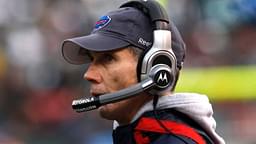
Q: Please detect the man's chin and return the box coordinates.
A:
[99,103,116,112]
[98,104,115,120]
[98,104,110,111]
[97,100,129,120]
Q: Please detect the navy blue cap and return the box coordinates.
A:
[62,7,186,69]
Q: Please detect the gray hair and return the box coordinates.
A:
[128,46,143,59]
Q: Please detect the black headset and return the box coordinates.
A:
[120,0,178,93]
[72,0,179,112]
[120,3,189,143]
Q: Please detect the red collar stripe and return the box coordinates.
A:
[135,117,206,144]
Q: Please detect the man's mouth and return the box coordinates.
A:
[91,92,106,97]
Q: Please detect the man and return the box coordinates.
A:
[61,1,225,144]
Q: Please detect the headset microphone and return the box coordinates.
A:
[72,78,155,113]
[72,65,172,113]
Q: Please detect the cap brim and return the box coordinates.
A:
[62,33,130,64]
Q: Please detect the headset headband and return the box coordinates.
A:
[120,0,170,30]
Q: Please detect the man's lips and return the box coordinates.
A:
[91,92,106,97]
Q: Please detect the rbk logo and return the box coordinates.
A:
[157,72,168,84]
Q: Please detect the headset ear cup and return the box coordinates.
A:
[152,64,173,90]
[136,48,150,82]
[139,51,177,92]
[152,55,176,91]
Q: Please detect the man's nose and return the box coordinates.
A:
[83,64,102,83]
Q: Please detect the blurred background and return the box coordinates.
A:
[0,0,255,143]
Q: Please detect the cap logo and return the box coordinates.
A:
[138,38,152,47]
[94,15,111,31]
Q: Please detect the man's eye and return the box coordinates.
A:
[88,53,94,61]
[104,54,114,61]
[96,54,115,64]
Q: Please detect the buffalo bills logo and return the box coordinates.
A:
[94,15,111,31]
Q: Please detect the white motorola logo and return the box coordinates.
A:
[157,72,168,83]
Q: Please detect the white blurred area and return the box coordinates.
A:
[0,0,255,144]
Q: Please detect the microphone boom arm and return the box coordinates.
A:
[100,78,155,104]
[72,78,155,113]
